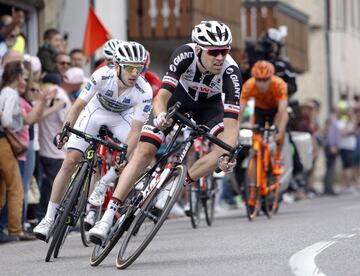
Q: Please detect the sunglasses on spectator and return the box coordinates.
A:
[58,61,71,66]
[255,77,271,83]
[199,46,231,57]
[120,64,144,74]
[30,88,40,93]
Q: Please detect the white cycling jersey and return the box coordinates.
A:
[79,65,152,122]
[67,65,153,153]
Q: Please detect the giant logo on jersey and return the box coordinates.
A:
[169,51,194,72]
[230,74,241,100]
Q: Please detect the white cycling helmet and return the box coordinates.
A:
[103,39,121,60]
[192,21,232,47]
[113,41,147,65]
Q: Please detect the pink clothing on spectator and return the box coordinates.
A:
[39,86,72,159]
[17,97,32,161]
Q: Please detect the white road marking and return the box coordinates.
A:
[290,231,358,276]
[289,241,336,276]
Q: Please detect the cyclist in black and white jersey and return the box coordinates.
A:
[89,20,243,241]
[34,41,153,241]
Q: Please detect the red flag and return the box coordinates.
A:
[82,6,111,58]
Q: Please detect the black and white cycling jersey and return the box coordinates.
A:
[161,43,242,120]
[140,43,243,148]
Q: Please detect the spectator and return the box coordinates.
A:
[37,73,72,219]
[61,67,86,102]
[37,28,63,74]
[0,8,25,65]
[337,107,357,193]
[323,107,340,196]
[0,60,33,242]
[70,48,85,69]
[54,52,71,77]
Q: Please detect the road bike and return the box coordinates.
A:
[187,136,217,228]
[43,123,127,262]
[242,123,281,221]
[89,102,242,269]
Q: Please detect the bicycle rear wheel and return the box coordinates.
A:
[203,174,217,226]
[45,163,88,262]
[243,150,260,221]
[188,181,201,228]
[262,160,280,218]
[116,165,186,269]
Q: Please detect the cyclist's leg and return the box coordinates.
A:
[187,103,226,181]
[89,111,170,239]
[273,109,288,161]
[88,112,133,207]
[34,106,103,237]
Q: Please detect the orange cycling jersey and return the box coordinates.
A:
[240,75,288,109]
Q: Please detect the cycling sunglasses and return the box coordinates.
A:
[120,64,144,74]
[255,77,271,83]
[199,46,231,57]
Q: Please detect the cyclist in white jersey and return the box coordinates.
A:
[33,41,153,241]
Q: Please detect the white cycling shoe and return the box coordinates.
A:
[89,221,111,245]
[33,217,54,241]
[88,180,108,207]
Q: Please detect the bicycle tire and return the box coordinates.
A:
[243,150,260,221]
[203,174,216,226]
[261,159,280,218]
[89,217,126,266]
[53,225,71,258]
[45,163,89,262]
[89,180,146,266]
[188,181,201,228]
[116,165,186,269]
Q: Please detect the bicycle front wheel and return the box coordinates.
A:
[243,150,260,221]
[203,174,217,226]
[188,181,201,228]
[45,163,88,262]
[116,165,186,269]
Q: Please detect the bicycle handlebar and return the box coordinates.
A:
[61,122,128,153]
[164,102,244,172]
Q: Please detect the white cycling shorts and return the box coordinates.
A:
[67,104,133,153]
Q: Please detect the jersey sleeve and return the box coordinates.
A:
[133,85,153,123]
[277,80,288,106]
[240,80,251,106]
[161,44,195,93]
[78,67,104,103]
[222,65,242,119]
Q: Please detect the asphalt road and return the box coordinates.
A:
[1,193,360,276]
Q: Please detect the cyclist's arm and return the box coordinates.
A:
[275,81,288,134]
[155,44,195,116]
[125,120,144,159]
[238,103,248,129]
[220,64,243,149]
[153,88,172,116]
[62,98,87,127]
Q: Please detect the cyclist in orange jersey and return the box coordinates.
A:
[239,60,288,174]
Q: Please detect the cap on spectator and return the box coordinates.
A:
[42,73,61,86]
[24,54,41,73]
[63,67,85,84]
